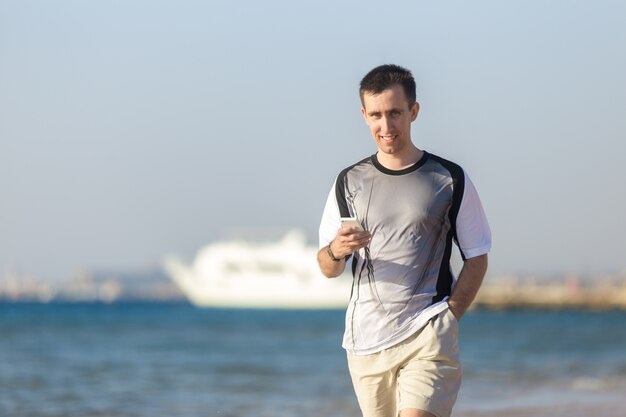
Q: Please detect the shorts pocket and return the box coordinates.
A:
[446,307,459,326]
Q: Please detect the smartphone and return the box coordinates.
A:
[341,217,364,231]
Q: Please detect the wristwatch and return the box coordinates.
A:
[326,242,342,262]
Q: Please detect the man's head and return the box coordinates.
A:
[359,65,420,161]
[359,64,416,108]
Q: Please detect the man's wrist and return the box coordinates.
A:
[326,241,343,262]
[447,300,464,320]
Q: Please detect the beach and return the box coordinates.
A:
[1,303,625,417]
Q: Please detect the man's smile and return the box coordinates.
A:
[380,135,397,142]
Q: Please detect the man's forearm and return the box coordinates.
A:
[317,245,347,278]
[448,254,488,319]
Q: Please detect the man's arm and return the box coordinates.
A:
[317,227,371,278]
[448,254,488,320]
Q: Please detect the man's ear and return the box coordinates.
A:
[411,102,420,121]
[361,107,369,124]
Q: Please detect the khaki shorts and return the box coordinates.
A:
[347,308,461,417]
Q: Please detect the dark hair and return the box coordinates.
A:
[359,64,416,107]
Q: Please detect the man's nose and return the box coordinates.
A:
[380,116,392,133]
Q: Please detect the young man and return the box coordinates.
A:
[317,64,491,417]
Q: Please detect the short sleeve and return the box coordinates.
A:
[455,171,492,259]
[319,179,341,249]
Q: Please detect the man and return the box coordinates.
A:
[317,64,491,417]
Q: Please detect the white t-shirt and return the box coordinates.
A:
[319,151,491,355]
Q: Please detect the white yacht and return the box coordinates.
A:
[163,230,351,309]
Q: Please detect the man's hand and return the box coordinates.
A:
[317,226,371,278]
[330,226,371,259]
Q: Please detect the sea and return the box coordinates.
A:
[1,302,625,417]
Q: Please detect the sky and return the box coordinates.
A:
[1,0,625,281]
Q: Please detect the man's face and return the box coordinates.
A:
[361,84,419,157]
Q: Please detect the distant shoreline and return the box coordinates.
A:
[474,280,626,311]
[2,298,625,312]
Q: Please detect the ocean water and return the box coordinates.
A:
[1,303,625,417]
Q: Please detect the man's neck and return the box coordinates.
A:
[376,145,423,171]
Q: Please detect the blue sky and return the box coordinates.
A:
[1,0,625,280]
